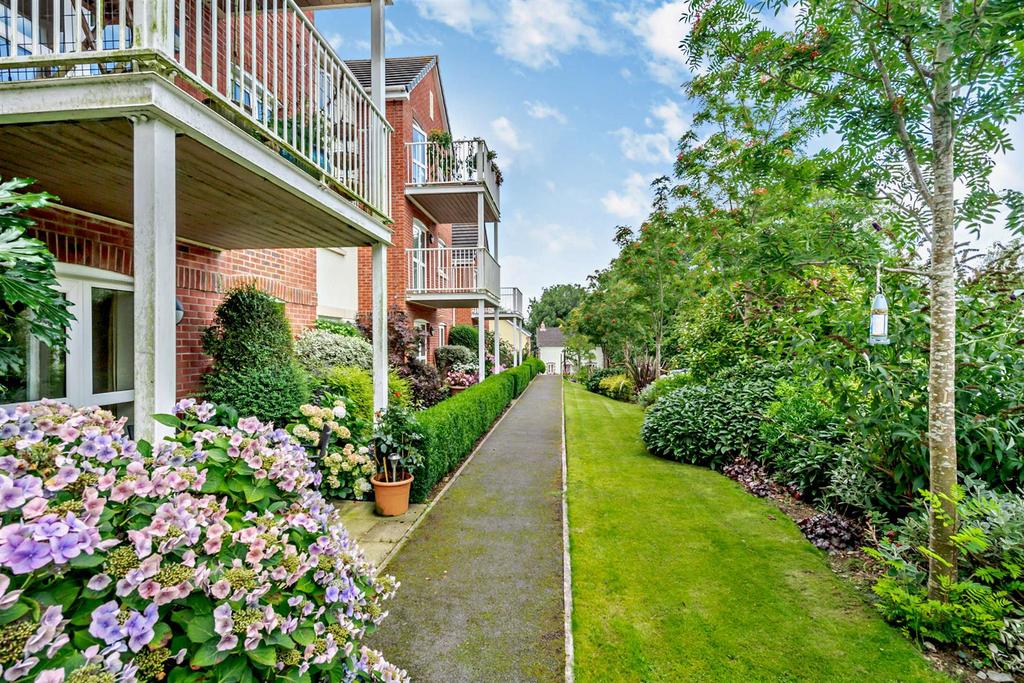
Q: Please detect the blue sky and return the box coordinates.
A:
[315,0,1024,305]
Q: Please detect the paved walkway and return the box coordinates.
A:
[336,501,428,566]
[369,375,566,682]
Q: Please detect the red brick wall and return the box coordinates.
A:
[356,65,463,365]
[28,206,317,399]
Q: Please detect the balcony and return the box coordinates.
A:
[406,246,500,308]
[500,286,523,318]
[405,138,500,224]
[0,0,392,238]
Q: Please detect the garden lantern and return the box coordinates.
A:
[869,263,890,346]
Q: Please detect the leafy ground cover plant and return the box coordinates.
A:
[867,484,1024,663]
[641,365,779,468]
[0,398,407,682]
[584,367,623,394]
[637,372,690,408]
[315,318,363,337]
[295,329,373,375]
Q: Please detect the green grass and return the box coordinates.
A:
[564,381,947,683]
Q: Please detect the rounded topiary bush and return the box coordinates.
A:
[202,285,309,425]
[447,324,479,350]
[640,366,779,468]
[295,328,374,375]
[0,399,407,682]
[204,360,309,426]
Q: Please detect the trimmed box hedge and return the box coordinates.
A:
[411,357,544,502]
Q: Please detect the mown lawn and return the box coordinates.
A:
[564,381,946,683]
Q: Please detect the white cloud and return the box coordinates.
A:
[525,100,567,124]
[413,0,494,33]
[614,1,690,87]
[326,33,343,51]
[602,172,654,223]
[528,224,595,255]
[386,19,440,48]
[613,99,689,164]
[413,0,604,69]
[490,117,530,167]
[620,67,634,81]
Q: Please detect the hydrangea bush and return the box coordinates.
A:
[287,400,376,501]
[0,399,407,682]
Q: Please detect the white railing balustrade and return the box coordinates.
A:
[407,246,500,299]
[405,137,500,205]
[0,0,392,220]
[500,286,523,317]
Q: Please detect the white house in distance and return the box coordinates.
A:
[536,324,604,375]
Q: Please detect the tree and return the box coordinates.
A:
[683,0,1024,596]
[526,283,586,333]
[563,332,597,370]
[0,178,73,399]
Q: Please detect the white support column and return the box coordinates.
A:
[476,193,485,249]
[370,0,386,112]
[136,0,173,55]
[372,243,388,413]
[477,299,486,382]
[493,310,501,370]
[514,325,521,366]
[133,116,177,444]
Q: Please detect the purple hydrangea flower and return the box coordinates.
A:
[123,603,159,652]
[88,600,124,644]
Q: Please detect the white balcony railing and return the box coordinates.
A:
[0,0,392,220]
[406,138,500,206]
[500,286,523,317]
[407,246,499,299]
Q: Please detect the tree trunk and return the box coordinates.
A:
[927,0,958,600]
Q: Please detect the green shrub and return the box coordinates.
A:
[637,372,691,407]
[759,379,846,502]
[597,373,635,401]
[295,328,373,375]
[585,367,623,393]
[448,324,479,350]
[640,365,780,468]
[410,362,543,502]
[399,358,445,407]
[435,344,475,374]
[866,485,1024,659]
[201,285,309,425]
[323,366,409,438]
[315,317,363,337]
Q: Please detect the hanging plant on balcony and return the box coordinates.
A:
[427,129,456,180]
[487,149,504,187]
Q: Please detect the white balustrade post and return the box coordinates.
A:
[372,243,388,413]
[133,116,177,443]
[370,0,385,112]
[137,0,174,55]
[477,299,486,382]
[493,308,500,371]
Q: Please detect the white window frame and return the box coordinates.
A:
[3,263,135,410]
[436,237,448,281]
[413,319,428,361]
[411,219,427,290]
[411,124,428,184]
[438,322,447,347]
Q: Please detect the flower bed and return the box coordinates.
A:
[0,399,407,682]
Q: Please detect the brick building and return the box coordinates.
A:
[0,0,394,439]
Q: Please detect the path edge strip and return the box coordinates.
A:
[377,377,545,571]
[561,379,576,683]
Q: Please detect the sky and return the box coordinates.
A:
[315,0,1024,306]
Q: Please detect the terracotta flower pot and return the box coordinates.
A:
[450,386,467,395]
[372,474,414,517]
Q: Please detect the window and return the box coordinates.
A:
[231,66,276,125]
[429,91,434,120]
[1,264,135,420]
[411,220,427,290]
[411,124,427,184]
[438,322,447,347]
[414,320,428,361]
[436,237,448,281]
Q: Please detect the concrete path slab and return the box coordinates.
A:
[336,501,428,566]
[369,376,566,682]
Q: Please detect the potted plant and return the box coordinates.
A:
[446,367,477,395]
[371,404,423,516]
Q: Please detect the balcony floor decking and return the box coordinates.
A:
[0,76,391,250]
[405,184,499,224]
